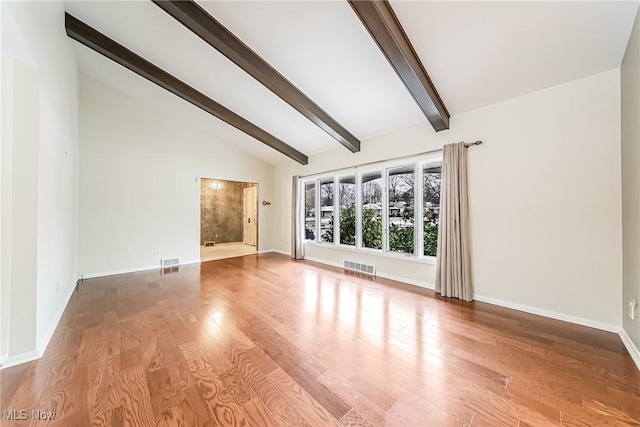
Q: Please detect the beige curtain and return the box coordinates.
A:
[435,142,473,301]
[291,176,304,259]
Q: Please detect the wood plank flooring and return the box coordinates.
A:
[1,253,639,426]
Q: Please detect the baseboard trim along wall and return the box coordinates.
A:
[2,350,40,369]
[37,279,77,356]
[272,249,291,256]
[619,328,640,371]
[473,294,620,333]
[82,259,202,280]
[2,279,77,370]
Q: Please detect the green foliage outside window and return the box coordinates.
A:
[361,208,382,249]
[423,211,438,256]
[389,208,414,253]
[323,206,383,249]
[322,205,438,255]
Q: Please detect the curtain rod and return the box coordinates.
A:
[464,140,483,147]
[298,140,483,179]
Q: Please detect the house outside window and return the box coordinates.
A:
[304,181,316,241]
[319,178,335,243]
[387,165,415,254]
[338,175,356,246]
[361,171,383,250]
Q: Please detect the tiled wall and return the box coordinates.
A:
[200,179,256,245]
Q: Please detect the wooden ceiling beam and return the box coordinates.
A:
[65,13,308,165]
[153,0,361,153]
[348,0,450,131]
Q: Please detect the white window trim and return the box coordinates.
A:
[301,152,442,263]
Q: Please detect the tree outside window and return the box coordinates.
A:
[423,164,441,256]
[361,171,382,249]
[304,181,316,241]
[338,176,356,245]
[319,178,334,243]
[387,166,414,254]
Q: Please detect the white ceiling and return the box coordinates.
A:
[65,1,639,165]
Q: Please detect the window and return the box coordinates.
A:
[387,166,415,254]
[361,171,383,249]
[423,164,441,256]
[304,181,316,241]
[338,176,356,245]
[301,154,441,261]
[319,178,335,243]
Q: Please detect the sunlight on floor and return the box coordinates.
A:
[200,243,256,262]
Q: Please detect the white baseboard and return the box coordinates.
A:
[258,248,276,254]
[2,350,40,369]
[304,256,341,268]
[473,294,620,333]
[2,279,77,370]
[0,353,7,367]
[82,264,160,280]
[273,249,291,256]
[619,328,640,371]
[82,259,202,280]
[376,272,435,290]
[36,279,76,356]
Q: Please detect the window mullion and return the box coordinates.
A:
[315,179,320,242]
[382,168,389,253]
[415,162,423,258]
[355,173,362,249]
[333,177,339,246]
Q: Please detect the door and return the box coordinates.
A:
[243,186,258,246]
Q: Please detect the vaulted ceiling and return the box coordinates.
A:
[65,1,639,165]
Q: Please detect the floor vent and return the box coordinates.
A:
[343,260,376,276]
[161,258,180,268]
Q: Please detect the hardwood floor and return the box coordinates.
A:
[1,253,639,426]
[200,243,257,263]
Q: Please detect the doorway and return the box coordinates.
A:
[243,186,258,246]
[200,178,258,262]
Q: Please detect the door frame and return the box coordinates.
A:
[242,185,258,247]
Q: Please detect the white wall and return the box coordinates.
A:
[78,75,275,277]
[1,1,79,364]
[275,69,622,329]
[621,9,640,351]
[1,58,39,360]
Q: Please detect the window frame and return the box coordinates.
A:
[301,152,442,264]
[304,180,318,242]
[318,177,336,244]
[336,173,357,248]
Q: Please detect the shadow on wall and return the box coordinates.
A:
[200,178,257,245]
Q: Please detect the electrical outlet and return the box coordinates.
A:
[155,249,160,255]
[630,299,638,320]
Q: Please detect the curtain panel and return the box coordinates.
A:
[435,142,473,301]
[291,175,304,259]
